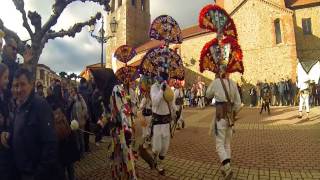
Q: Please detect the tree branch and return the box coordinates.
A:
[43,12,101,43]
[68,0,111,11]
[12,0,33,37]
[28,11,42,33]
[0,18,26,54]
[40,0,110,39]
[40,0,68,38]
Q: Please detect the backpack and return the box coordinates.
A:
[53,108,72,140]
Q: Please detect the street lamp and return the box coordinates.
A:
[89,16,118,67]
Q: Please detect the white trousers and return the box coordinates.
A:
[152,123,171,157]
[198,97,205,108]
[214,119,233,163]
[299,94,310,113]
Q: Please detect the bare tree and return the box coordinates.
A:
[0,0,110,77]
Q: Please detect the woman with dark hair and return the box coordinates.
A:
[47,83,80,180]
[0,63,14,180]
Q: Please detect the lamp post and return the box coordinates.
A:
[89,16,118,67]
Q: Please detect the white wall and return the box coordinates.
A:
[297,61,320,88]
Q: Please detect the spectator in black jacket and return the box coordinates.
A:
[9,68,61,180]
[0,63,15,180]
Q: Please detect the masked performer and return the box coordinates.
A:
[298,80,310,119]
[150,69,176,175]
[110,84,137,179]
[206,69,241,179]
[199,4,244,179]
[260,83,271,115]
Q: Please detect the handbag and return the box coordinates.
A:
[53,108,72,140]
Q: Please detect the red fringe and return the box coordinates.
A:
[198,4,238,39]
[199,36,244,74]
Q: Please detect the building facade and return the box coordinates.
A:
[36,64,60,91]
[104,0,320,85]
[106,0,150,68]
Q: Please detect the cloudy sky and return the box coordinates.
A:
[0,0,213,74]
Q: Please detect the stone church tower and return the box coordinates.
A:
[105,0,151,68]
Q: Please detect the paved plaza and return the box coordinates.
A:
[75,106,320,180]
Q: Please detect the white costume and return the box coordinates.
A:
[197,81,206,108]
[298,81,310,117]
[150,82,174,159]
[206,78,241,175]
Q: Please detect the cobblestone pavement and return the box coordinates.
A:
[75,106,320,180]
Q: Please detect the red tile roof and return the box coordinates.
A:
[136,26,210,53]
[285,0,320,8]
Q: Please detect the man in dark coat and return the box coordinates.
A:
[9,68,61,180]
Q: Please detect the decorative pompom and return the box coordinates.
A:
[164,87,174,102]
[70,120,79,131]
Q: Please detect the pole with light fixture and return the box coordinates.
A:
[89,16,118,67]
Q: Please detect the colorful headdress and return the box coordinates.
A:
[114,45,139,85]
[140,46,184,80]
[150,15,183,44]
[140,15,185,81]
[114,45,137,64]
[199,5,238,38]
[199,4,244,74]
[115,66,139,85]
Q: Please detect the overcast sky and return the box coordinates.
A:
[0,0,213,74]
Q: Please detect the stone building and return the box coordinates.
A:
[106,0,150,68]
[104,0,320,86]
[36,64,60,91]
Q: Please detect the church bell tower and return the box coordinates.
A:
[105,0,151,68]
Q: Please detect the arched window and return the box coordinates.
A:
[141,0,145,11]
[274,18,282,44]
[40,69,45,81]
[118,0,122,7]
[111,0,115,12]
[302,18,312,35]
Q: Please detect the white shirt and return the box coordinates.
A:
[173,88,183,110]
[206,78,241,112]
[150,82,175,115]
[140,97,152,110]
[197,81,205,96]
